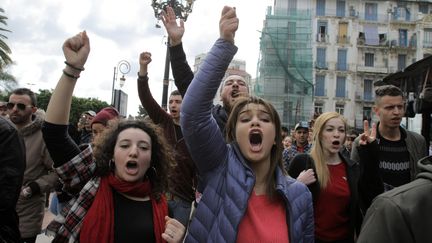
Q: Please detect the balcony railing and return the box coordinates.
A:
[316,33,330,43]
[337,35,350,44]
[357,65,388,74]
[355,91,374,101]
[423,41,432,48]
[314,61,328,69]
[357,38,389,47]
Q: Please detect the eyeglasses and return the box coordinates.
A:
[6,102,33,111]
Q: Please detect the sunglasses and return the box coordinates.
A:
[7,102,33,111]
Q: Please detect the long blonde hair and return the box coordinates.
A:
[310,112,347,189]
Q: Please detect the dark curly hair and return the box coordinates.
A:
[92,118,175,201]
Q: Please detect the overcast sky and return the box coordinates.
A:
[3,0,272,116]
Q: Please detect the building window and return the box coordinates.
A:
[317,0,326,16]
[335,104,345,115]
[424,28,432,48]
[314,103,324,115]
[315,75,325,96]
[336,0,345,17]
[336,76,346,98]
[338,22,348,44]
[337,49,347,71]
[399,29,407,47]
[364,79,373,101]
[398,54,406,71]
[288,0,297,12]
[365,3,378,21]
[316,48,326,68]
[363,107,372,123]
[365,53,374,67]
[419,3,429,14]
[317,21,328,42]
[395,3,410,21]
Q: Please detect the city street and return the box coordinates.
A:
[35,195,55,243]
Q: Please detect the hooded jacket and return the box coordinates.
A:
[181,38,314,243]
[15,110,58,238]
[357,155,432,242]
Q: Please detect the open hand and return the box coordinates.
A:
[359,120,376,145]
[219,6,239,44]
[162,216,186,243]
[161,6,185,46]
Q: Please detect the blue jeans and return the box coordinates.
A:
[49,193,64,215]
[168,198,192,227]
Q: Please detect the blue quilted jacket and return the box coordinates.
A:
[181,38,314,243]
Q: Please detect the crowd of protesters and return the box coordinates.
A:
[1,5,432,243]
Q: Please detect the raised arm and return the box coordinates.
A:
[43,32,91,167]
[45,31,90,125]
[137,52,171,124]
[181,6,238,174]
[357,120,384,211]
[161,6,193,97]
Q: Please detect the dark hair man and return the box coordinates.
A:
[351,85,427,202]
[8,88,58,243]
[282,121,312,169]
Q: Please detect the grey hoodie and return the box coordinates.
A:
[357,155,432,243]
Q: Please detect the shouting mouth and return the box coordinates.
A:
[125,161,139,175]
[249,131,263,152]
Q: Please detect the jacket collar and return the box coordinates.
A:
[231,141,293,189]
[18,110,44,137]
[375,122,407,143]
[339,151,357,167]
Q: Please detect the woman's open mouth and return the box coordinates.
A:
[125,161,139,175]
[249,132,263,152]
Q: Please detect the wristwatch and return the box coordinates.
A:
[22,187,32,198]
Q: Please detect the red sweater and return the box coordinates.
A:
[237,192,289,243]
[315,162,351,241]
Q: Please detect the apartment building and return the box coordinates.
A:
[257,0,432,129]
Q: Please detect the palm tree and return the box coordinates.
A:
[0,7,16,91]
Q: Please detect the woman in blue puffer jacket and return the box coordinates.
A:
[180,6,314,243]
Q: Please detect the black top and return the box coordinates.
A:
[0,116,26,242]
[113,190,155,243]
[377,135,411,190]
[42,122,80,167]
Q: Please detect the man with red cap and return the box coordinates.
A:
[91,107,119,141]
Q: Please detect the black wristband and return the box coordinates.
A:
[64,61,85,71]
[63,69,80,80]
[27,181,41,196]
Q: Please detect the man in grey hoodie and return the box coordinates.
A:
[357,155,432,243]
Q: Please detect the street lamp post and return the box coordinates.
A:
[151,0,195,109]
[111,60,131,109]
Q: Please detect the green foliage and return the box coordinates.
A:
[0,8,16,90]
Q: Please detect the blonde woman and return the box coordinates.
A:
[288,112,378,243]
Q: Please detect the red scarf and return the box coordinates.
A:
[80,174,167,243]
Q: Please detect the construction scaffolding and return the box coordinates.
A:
[255,7,314,129]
